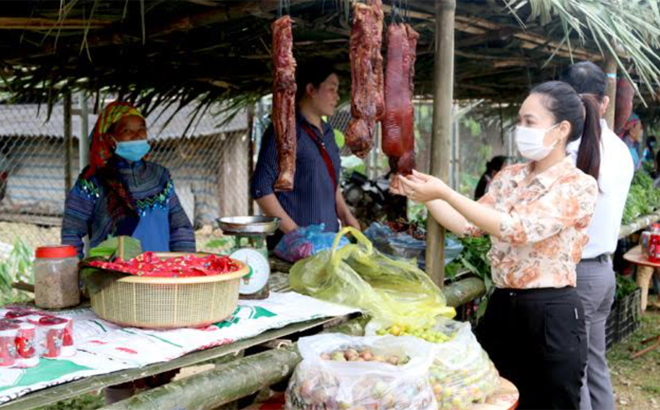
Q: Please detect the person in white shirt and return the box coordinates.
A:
[562,62,635,410]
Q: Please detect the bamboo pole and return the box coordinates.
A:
[604,52,618,129]
[443,277,486,308]
[64,92,73,194]
[101,346,303,410]
[426,0,455,288]
[618,210,660,239]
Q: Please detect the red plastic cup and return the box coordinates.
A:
[15,321,38,367]
[0,321,19,367]
[61,317,75,357]
[39,316,67,358]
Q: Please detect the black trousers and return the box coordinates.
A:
[478,287,587,410]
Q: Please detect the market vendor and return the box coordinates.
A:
[62,101,196,258]
[392,81,600,409]
[619,113,643,170]
[251,60,360,248]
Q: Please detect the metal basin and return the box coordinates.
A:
[216,216,281,235]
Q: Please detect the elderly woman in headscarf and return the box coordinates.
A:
[619,113,643,170]
[62,101,196,258]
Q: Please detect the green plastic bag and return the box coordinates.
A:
[290,227,455,328]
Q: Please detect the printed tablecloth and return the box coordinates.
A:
[0,292,357,404]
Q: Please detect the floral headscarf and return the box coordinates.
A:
[618,113,640,138]
[85,101,145,178]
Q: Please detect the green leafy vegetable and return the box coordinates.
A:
[622,171,660,224]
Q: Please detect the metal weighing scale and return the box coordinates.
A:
[216,216,280,300]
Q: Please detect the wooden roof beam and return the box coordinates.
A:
[408,3,603,61]
[455,28,515,48]
[0,17,112,30]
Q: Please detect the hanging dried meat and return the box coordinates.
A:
[382,23,418,175]
[272,16,298,192]
[346,0,384,159]
[614,77,634,136]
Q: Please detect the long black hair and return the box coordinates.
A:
[485,155,508,175]
[531,81,602,180]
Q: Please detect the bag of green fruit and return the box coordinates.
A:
[290,227,455,329]
[366,318,501,410]
[286,334,437,410]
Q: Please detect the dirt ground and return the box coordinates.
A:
[608,299,660,410]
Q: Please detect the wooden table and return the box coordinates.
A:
[623,246,660,358]
[623,245,660,311]
[242,378,519,410]
[0,272,352,410]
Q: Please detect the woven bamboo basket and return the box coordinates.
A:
[90,252,250,329]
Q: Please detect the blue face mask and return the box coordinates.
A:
[115,140,151,162]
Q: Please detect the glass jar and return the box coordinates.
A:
[34,245,80,309]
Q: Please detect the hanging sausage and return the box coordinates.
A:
[382,23,418,175]
[345,0,384,159]
[272,16,298,191]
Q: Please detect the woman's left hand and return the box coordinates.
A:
[399,170,452,203]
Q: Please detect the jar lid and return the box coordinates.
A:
[4,310,32,319]
[39,316,67,326]
[0,320,20,331]
[35,245,77,259]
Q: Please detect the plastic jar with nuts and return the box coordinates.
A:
[34,245,80,309]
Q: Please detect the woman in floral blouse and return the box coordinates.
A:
[392,81,601,409]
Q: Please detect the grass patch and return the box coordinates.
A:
[35,392,104,410]
[608,307,660,409]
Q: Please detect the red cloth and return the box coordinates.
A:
[88,252,241,277]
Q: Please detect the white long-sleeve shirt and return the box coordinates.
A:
[567,120,634,259]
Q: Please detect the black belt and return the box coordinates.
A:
[581,254,612,263]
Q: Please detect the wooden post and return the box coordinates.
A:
[79,92,90,171]
[604,52,617,129]
[247,104,255,215]
[426,0,455,288]
[64,91,73,193]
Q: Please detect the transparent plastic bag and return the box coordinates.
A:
[366,318,500,410]
[286,334,437,410]
[290,227,455,328]
[364,222,464,267]
[274,224,350,263]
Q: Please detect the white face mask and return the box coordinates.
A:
[515,124,560,161]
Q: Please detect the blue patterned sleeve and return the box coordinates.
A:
[251,124,278,199]
[61,173,99,259]
[167,178,196,252]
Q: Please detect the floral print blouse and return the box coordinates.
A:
[465,157,598,289]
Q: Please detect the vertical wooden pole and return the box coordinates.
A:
[247,104,255,215]
[604,52,617,129]
[426,0,455,288]
[64,91,73,193]
[79,92,90,171]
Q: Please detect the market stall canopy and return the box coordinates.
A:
[0,0,659,114]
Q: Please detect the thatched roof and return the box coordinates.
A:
[0,0,659,117]
[0,103,248,139]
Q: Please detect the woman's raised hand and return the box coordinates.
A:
[393,170,451,203]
